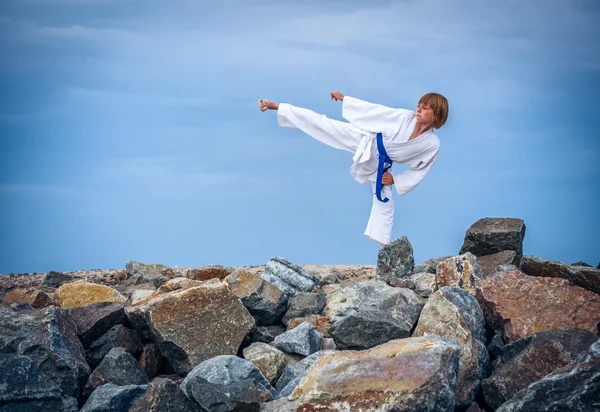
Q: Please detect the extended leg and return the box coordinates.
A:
[259,99,366,153]
[364,182,394,245]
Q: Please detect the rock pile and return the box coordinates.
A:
[1,217,599,411]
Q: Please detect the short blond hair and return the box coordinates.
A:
[419,93,449,129]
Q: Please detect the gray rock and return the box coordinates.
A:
[376,236,415,283]
[250,325,287,344]
[260,257,321,297]
[85,324,143,370]
[0,354,78,412]
[459,217,526,257]
[477,250,520,276]
[413,256,452,274]
[413,287,489,408]
[282,289,326,325]
[483,328,599,410]
[492,264,518,274]
[180,355,275,401]
[261,397,301,412]
[408,272,438,297]
[80,383,148,412]
[520,254,600,295]
[495,339,600,412]
[66,301,127,348]
[275,350,333,397]
[129,378,202,412]
[0,306,90,398]
[487,329,505,360]
[126,261,168,278]
[184,377,262,411]
[272,322,323,356]
[571,261,592,267]
[43,270,73,287]
[83,347,149,397]
[326,280,425,350]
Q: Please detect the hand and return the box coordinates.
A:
[382,172,394,185]
[330,91,344,102]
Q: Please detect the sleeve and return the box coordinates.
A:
[393,149,439,196]
[342,96,413,136]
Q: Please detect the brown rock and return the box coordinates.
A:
[2,289,52,308]
[459,217,526,257]
[187,265,233,281]
[477,251,519,276]
[520,255,600,295]
[243,342,287,384]
[437,253,483,295]
[125,282,255,374]
[55,282,126,309]
[292,335,460,412]
[286,315,331,338]
[139,343,165,379]
[475,270,600,343]
[156,277,207,294]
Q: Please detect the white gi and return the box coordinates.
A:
[276,96,440,245]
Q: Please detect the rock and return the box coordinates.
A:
[571,261,592,267]
[375,235,415,283]
[413,287,489,408]
[495,339,600,412]
[251,325,287,344]
[324,280,425,350]
[80,383,147,412]
[225,271,288,325]
[520,255,600,295]
[465,402,485,412]
[243,342,287,384]
[275,350,333,398]
[183,377,262,411]
[482,328,598,409]
[0,306,90,397]
[291,335,460,411]
[261,397,301,412]
[272,322,323,356]
[156,277,206,294]
[126,261,169,278]
[125,282,255,374]
[0,353,78,412]
[436,253,484,295]
[282,289,326,325]
[487,329,506,360]
[260,257,321,297]
[286,315,331,338]
[85,324,143,370]
[388,278,415,289]
[320,272,339,285]
[129,377,202,412]
[1,289,52,308]
[491,264,518,274]
[66,301,127,347]
[187,264,233,281]
[43,270,74,287]
[320,337,337,350]
[413,256,452,274]
[475,270,600,343]
[180,355,275,403]
[477,250,520,276]
[459,217,526,257]
[129,289,155,305]
[408,271,438,297]
[83,347,149,397]
[139,343,165,380]
[55,282,126,309]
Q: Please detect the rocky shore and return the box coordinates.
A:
[1,217,599,411]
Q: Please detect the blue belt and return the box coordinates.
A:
[375,132,393,203]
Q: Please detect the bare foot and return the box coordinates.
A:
[258,99,279,112]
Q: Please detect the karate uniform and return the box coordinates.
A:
[276,96,440,245]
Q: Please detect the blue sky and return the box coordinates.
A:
[1,0,599,274]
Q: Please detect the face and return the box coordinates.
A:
[416,102,434,125]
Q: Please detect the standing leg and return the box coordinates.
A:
[364,182,394,245]
[259,99,366,153]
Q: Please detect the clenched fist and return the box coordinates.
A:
[330,91,345,102]
[382,172,394,185]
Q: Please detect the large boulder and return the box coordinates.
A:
[260,257,320,297]
[520,255,600,295]
[55,282,126,309]
[243,342,287,384]
[482,328,598,409]
[459,217,526,257]
[83,347,149,397]
[291,335,460,411]
[495,339,600,412]
[475,270,600,343]
[0,306,90,397]
[225,271,288,325]
[272,322,323,356]
[80,383,147,412]
[375,236,414,283]
[129,378,202,412]
[66,301,127,347]
[324,280,425,350]
[0,354,78,412]
[413,287,489,408]
[125,282,255,374]
[436,253,484,295]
